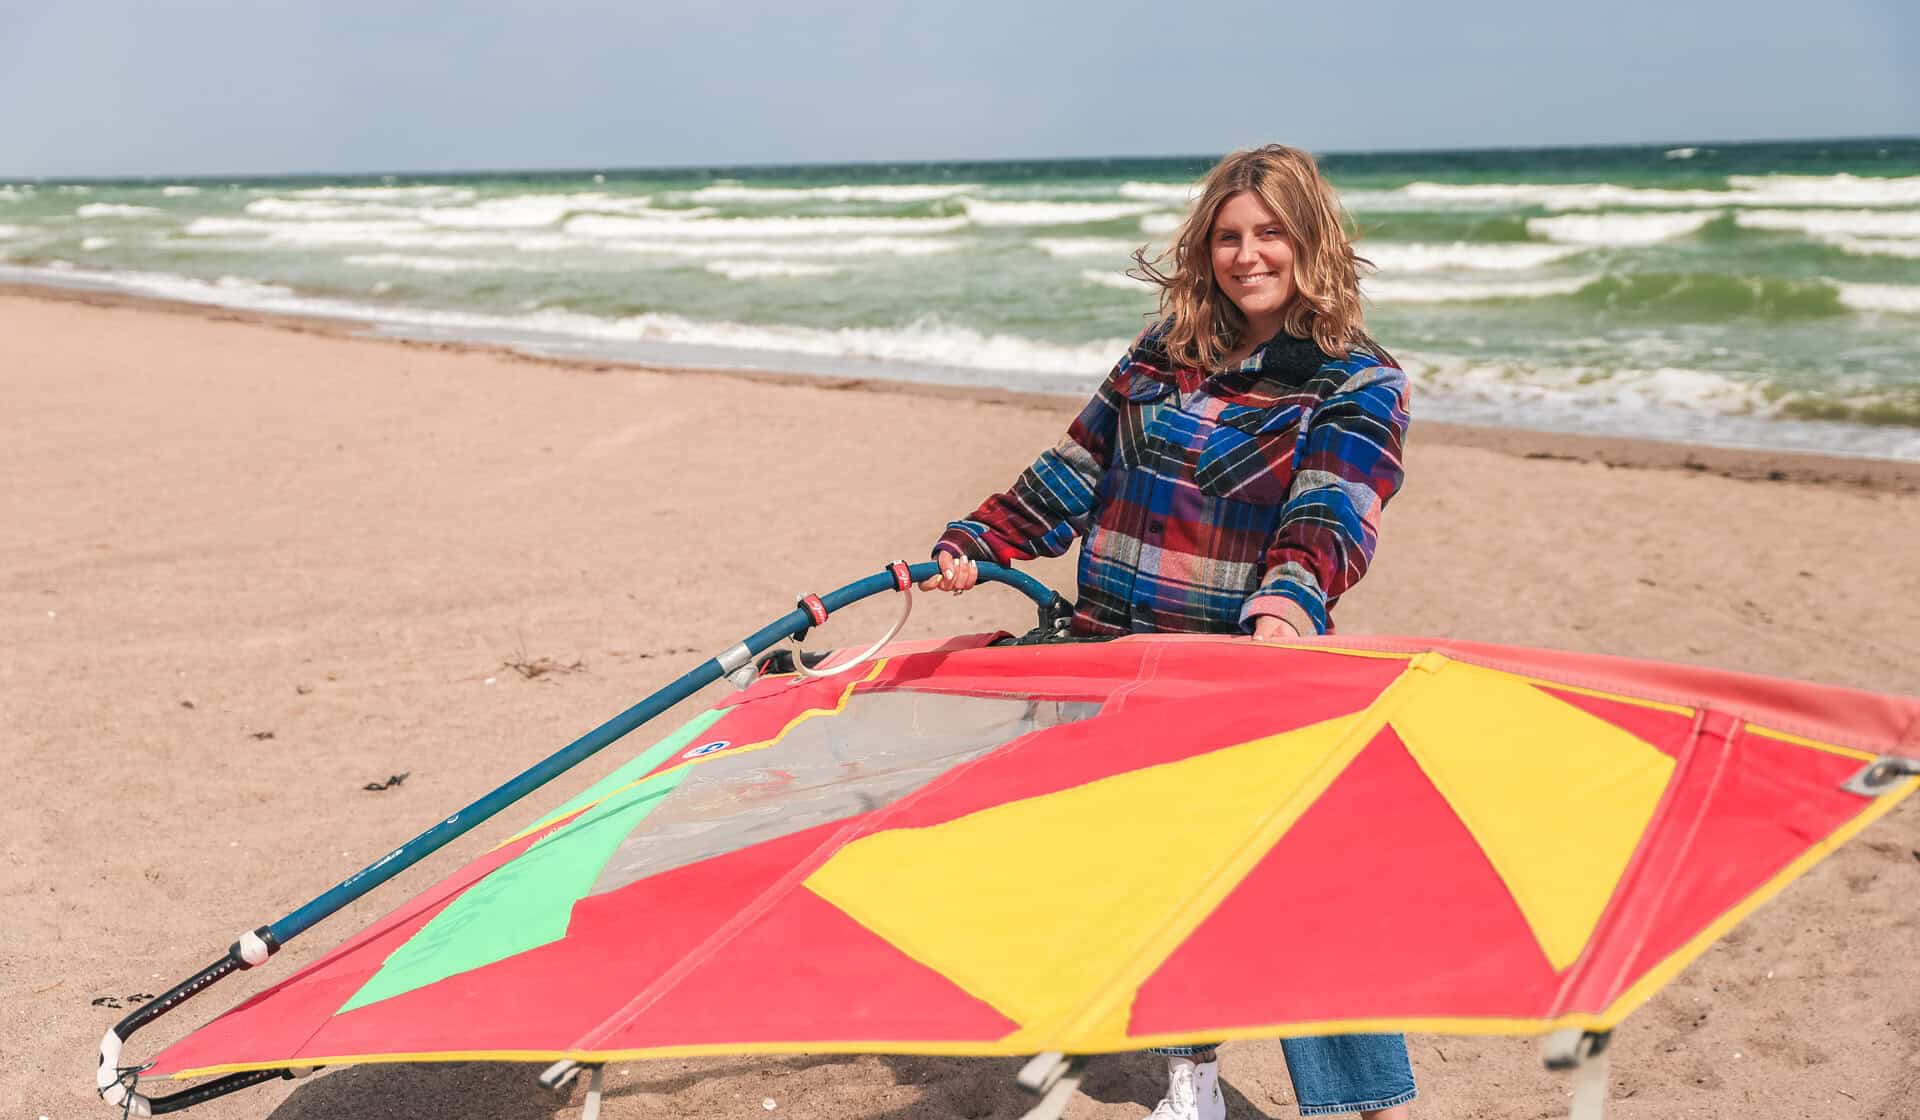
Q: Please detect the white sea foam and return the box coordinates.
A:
[1079,269,1152,291]
[1665,147,1701,160]
[1405,350,1775,416]
[704,261,842,279]
[1364,276,1590,303]
[185,216,431,242]
[564,213,967,240]
[1117,181,1198,203]
[161,185,202,197]
[684,182,978,204]
[81,237,114,251]
[246,198,419,220]
[0,224,22,238]
[960,199,1160,227]
[1725,174,1920,207]
[1360,241,1586,272]
[1836,282,1920,315]
[1031,237,1143,259]
[287,185,477,202]
[1140,214,1181,235]
[1526,210,1722,245]
[1735,209,1920,238]
[344,253,530,273]
[601,236,961,259]
[1824,236,1920,260]
[419,195,700,229]
[76,203,162,218]
[0,186,26,201]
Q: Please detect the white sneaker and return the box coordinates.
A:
[1147,1054,1224,1120]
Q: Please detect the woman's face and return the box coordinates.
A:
[1209,191,1297,333]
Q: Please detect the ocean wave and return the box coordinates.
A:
[1032,237,1143,259]
[1117,181,1198,203]
[1724,173,1920,207]
[75,203,163,219]
[1836,282,1920,315]
[1079,269,1153,291]
[1526,210,1721,245]
[601,236,962,259]
[419,195,700,229]
[161,185,201,197]
[1365,277,1590,303]
[0,186,27,202]
[286,185,478,203]
[1823,236,1920,260]
[185,216,432,242]
[1396,174,1920,211]
[704,261,843,280]
[1735,209,1920,239]
[1360,241,1586,272]
[1572,273,1846,319]
[960,199,1161,227]
[343,253,532,273]
[246,198,420,221]
[81,237,114,251]
[1407,351,1776,415]
[0,224,22,238]
[4,259,1130,376]
[564,213,968,240]
[683,182,979,204]
[1140,214,1181,236]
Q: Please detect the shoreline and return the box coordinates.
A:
[10,279,1919,494]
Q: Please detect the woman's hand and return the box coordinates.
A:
[1251,614,1301,641]
[919,552,979,594]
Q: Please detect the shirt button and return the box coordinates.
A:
[1148,520,1165,535]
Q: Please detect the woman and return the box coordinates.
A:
[922,145,1416,1120]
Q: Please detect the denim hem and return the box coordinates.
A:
[1296,1087,1416,1117]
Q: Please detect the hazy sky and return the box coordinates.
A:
[2,0,1915,178]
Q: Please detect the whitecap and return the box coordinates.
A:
[161,185,202,197]
[1079,269,1152,291]
[1032,237,1144,259]
[565,213,967,240]
[1360,241,1586,272]
[1736,209,1920,239]
[1364,276,1590,303]
[1836,282,1920,315]
[1116,182,1198,203]
[704,261,842,280]
[684,183,978,204]
[1823,236,1920,260]
[960,199,1160,227]
[75,203,163,218]
[1526,211,1722,245]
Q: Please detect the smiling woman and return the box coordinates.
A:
[919,144,1416,1120]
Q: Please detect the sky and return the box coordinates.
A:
[1,0,1915,179]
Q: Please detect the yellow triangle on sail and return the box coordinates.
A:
[804,712,1374,1046]
[1391,659,1676,971]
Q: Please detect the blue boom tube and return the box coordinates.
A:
[97,560,1067,1116]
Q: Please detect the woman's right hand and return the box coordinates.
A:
[919,551,979,594]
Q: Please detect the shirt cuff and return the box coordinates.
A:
[1239,590,1324,637]
[934,526,998,564]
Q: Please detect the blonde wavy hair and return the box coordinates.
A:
[1133,144,1376,368]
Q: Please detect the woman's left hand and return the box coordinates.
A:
[1251,614,1301,641]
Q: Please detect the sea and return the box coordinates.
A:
[5,137,1919,459]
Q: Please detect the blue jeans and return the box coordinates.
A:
[1151,1034,1416,1116]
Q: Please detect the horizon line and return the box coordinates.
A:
[6,132,1916,185]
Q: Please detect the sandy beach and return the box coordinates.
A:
[6,285,1918,1120]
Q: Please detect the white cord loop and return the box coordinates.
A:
[791,586,913,678]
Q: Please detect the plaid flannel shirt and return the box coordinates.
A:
[935,322,1409,638]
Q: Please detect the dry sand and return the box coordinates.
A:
[4,286,1918,1120]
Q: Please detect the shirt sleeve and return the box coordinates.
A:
[934,341,1137,566]
[1238,360,1410,635]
